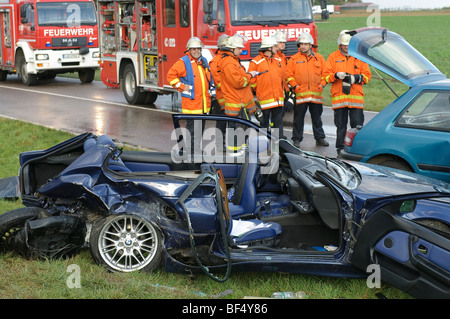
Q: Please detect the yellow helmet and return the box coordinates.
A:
[226,34,246,49]
[260,36,278,49]
[296,32,314,45]
[217,34,230,48]
[186,37,203,49]
[337,30,351,46]
[273,31,287,43]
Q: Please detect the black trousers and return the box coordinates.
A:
[334,107,364,151]
[292,102,326,143]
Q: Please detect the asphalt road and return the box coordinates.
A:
[0,75,376,157]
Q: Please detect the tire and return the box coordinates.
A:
[78,68,95,83]
[0,70,7,81]
[122,63,146,104]
[145,92,158,105]
[89,214,163,272]
[0,207,47,253]
[17,54,37,86]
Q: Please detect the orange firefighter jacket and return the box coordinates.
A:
[167,52,213,114]
[219,51,256,116]
[285,50,327,105]
[248,52,285,110]
[324,49,371,110]
[209,51,225,110]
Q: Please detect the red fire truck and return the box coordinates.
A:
[97,0,318,105]
[0,0,100,86]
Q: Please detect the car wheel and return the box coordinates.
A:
[122,63,146,104]
[79,69,95,83]
[89,214,163,272]
[18,54,37,86]
[0,207,46,253]
[367,155,413,172]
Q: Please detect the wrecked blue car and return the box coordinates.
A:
[1,114,449,298]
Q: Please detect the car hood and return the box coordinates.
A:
[348,28,446,87]
[350,161,450,199]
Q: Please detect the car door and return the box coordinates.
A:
[350,194,450,298]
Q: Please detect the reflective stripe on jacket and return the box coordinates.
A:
[248,52,285,110]
[285,50,326,105]
[167,52,213,114]
[219,51,256,116]
[324,49,371,110]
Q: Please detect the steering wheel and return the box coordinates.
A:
[406,112,450,126]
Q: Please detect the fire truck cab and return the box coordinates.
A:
[0,0,100,86]
[98,0,317,105]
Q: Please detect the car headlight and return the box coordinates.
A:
[92,51,100,58]
[36,54,49,60]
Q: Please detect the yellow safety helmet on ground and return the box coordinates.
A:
[337,30,351,46]
[186,37,204,49]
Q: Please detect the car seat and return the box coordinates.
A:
[228,136,290,219]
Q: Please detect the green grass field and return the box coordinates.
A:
[2,12,447,299]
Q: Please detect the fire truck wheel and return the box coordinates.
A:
[122,63,146,105]
[0,70,7,81]
[79,69,95,83]
[18,55,37,86]
[145,92,158,105]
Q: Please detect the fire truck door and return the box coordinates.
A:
[158,0,192,87]
[0,8,14,68]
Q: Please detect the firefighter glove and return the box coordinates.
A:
[335,72,347,80]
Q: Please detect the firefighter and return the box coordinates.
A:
[209,34,229,149]
[167,37,215,159]
[248,36,285,139]
[209,34,230,113]
[286,32,329,148]
[324,30,371,154]
[219,34,258,152]
[167,37,214,114]
[273,31,288,66]
[219,34,257,117]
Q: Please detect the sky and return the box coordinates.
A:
[368,0,450,9]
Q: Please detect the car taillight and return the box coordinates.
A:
[344,128,359,146]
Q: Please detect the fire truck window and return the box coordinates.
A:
[179,0,189,27]
[164,0,175,27]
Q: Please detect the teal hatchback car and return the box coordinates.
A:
[340,28,450,183]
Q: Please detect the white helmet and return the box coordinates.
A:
[186,37,203,49]
[226,34,246,49]
[273,31,287,43]
[217,34,230,48]
[260,36,278,49]
[337,30,351,46]
[296,32,314,45]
